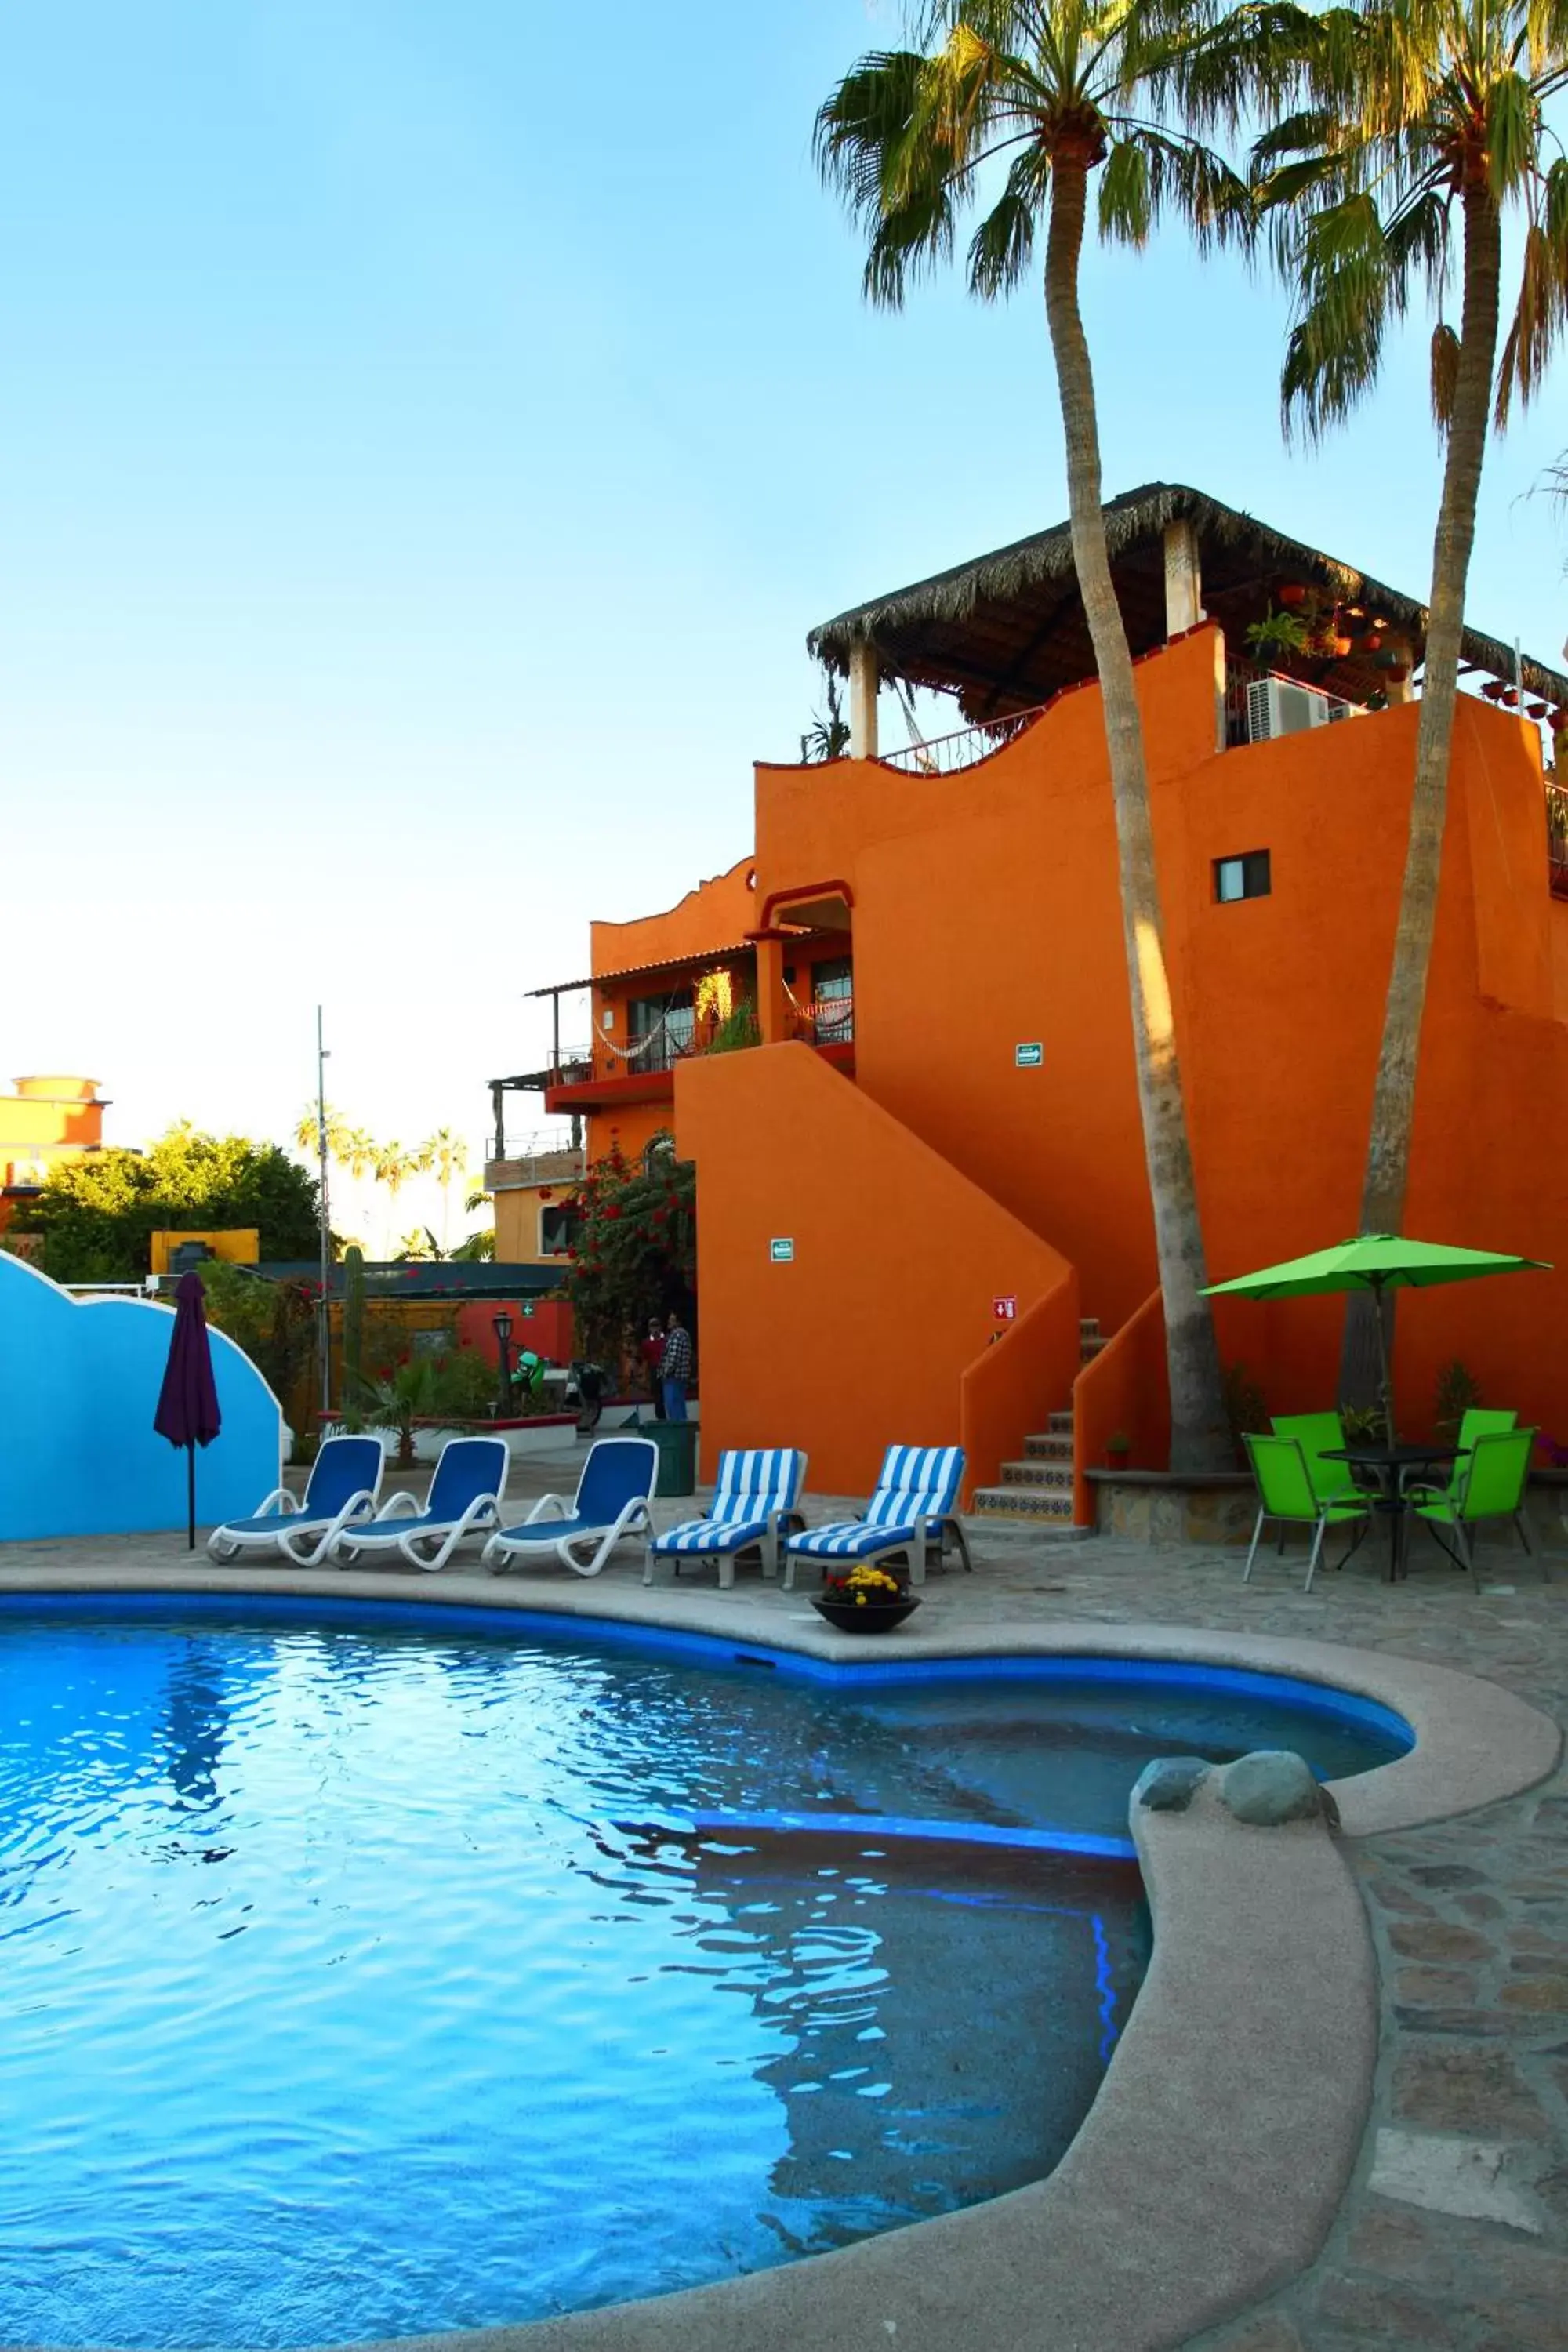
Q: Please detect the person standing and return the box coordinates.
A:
[640,1317,666,1420]
[661,1311,692,1424]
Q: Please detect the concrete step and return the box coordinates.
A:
[1000,1459,1073,1490]
[1024,1432,1074,1462]
[1047,1410,1074,1436]
[1080,1334,1108,1364]
[971,1484,1079,1523]
[1079,1316,1101,1340]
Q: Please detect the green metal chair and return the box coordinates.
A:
[1270,1412,1359,1505]
[1407,1408,1518,1513]
[1242,1434,1370,1593]
[1413,1427,1544,1587]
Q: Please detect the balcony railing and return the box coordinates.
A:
[787,993,855,1047]
[539,997,856,1087]
[877,707,1045,776]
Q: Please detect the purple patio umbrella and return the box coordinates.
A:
[154,1271,223,1549]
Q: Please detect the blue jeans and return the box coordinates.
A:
[662,1377,688,1423]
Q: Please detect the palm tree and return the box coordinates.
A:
[419,1127,470,1251]
[294,1102,350,1164]
[340,1126,378,1183]
[1259,0,1568,1399]
[815,0,1281,1468]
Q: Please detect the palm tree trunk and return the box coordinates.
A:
[1044,153,1229,1472]
[1339,182,1503,1408]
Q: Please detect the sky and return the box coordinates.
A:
[2,0,1565,1208]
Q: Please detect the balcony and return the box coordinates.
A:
[541,996,855,1114]
[481,1131,586,1196]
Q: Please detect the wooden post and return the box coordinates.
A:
[1163,519,1203,638]
[848,643,880,760]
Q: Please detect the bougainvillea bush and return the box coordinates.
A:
[563,1140,695,1370]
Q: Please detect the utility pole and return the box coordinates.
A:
[316,1006,332,1419]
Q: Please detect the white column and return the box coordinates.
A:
[848,642,880,760]
[1163,519,1203,639]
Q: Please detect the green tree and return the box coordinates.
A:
[22,1123,322,1280]
[566,1144,695,1367]
[1259,0,1568,1402]
[815,0,1277,1468]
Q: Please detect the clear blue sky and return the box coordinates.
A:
[2,0,1563,1183]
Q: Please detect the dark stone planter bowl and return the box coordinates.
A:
[811,1595,922,1635]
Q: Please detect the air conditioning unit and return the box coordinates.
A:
[1247,675,1354,742]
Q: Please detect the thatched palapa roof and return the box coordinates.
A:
[807,482,1567,722]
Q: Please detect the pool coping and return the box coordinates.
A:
[1,1565,1559,2352]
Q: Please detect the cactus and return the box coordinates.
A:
[342,1245,366,1428]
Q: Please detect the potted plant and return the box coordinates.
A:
[812,1562,921,1635]
[1276,583,1309,608]
[1245,607,1312,662]
[1105,1429,1131,1469]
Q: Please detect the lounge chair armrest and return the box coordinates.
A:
[524,1493,574,1523]
[252,1488,298,1519]
[372,1490,422,1521]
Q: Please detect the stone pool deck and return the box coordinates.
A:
[2,1461,1564,2352]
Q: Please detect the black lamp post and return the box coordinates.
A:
[492,1312,514,1417]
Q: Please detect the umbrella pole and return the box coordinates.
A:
[1371,1279,1396,1446]
[187,1443,196,1552]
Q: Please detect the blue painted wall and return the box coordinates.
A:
[0,1258,281,1540]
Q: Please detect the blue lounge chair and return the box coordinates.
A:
[208,1435,384,1565]
[643,1447,808,1588]
[331,1436,509,1572]
[783,1444,969,1589]
[482,1436,658,1577]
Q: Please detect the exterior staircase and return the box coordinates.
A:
[969,1316,1105,1531]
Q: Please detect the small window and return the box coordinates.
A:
[1214,850,1271,903]
[539,1203,583,1257]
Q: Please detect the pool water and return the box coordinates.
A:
[0,1599,1407,2349]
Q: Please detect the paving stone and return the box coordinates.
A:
[1392,2007,1508,2037]
[1345,2200,1453,2284]
[1388,1919,1494,1963]
[1455,1891,1507,1922]
[1313,2274,1461,2343]
[1500,1976,1568,2013]
[1409,1864,1490,1890]
[1368,2129,1542,2233]
[1394,1966,1481,2007]
[1392,2044,1550,2137]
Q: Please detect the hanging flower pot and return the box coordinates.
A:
[1481,680,1508,702]
[1330,636,1353,659]
[1527,701,1550,720]
[1363,633,1383,653]
[1277,583,1309,608]
[1552,710,1568,734]
[1385,663,1411,685]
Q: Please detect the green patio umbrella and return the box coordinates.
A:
[1202,1235,1551,1444]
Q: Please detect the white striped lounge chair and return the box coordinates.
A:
[783,1444,971,1590]
[643,1448,808,1589]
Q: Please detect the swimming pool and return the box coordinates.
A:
[0,1597,1408,2349]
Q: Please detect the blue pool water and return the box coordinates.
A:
[0,1599,1409,2349]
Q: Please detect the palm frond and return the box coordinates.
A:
[1429,319,1461,430]
[1495,204,1568,422]
[970,143,1053,293]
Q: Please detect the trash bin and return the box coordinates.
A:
[645,1419,698,1498]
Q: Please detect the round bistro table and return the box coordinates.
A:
[1321,1443,1461,1581]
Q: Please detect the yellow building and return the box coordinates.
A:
[0,1076,110,1234]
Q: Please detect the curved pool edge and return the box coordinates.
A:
[0,1566,1558,2352]
[350,1779,1381,2352]
[2,1559,1557,1836]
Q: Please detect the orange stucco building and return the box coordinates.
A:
[0,1075,110,1236]
[495,485,1568,1523]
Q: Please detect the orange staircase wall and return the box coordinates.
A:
[675,1041,1078,1497]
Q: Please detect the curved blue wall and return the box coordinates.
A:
[0,1258,282,1540]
